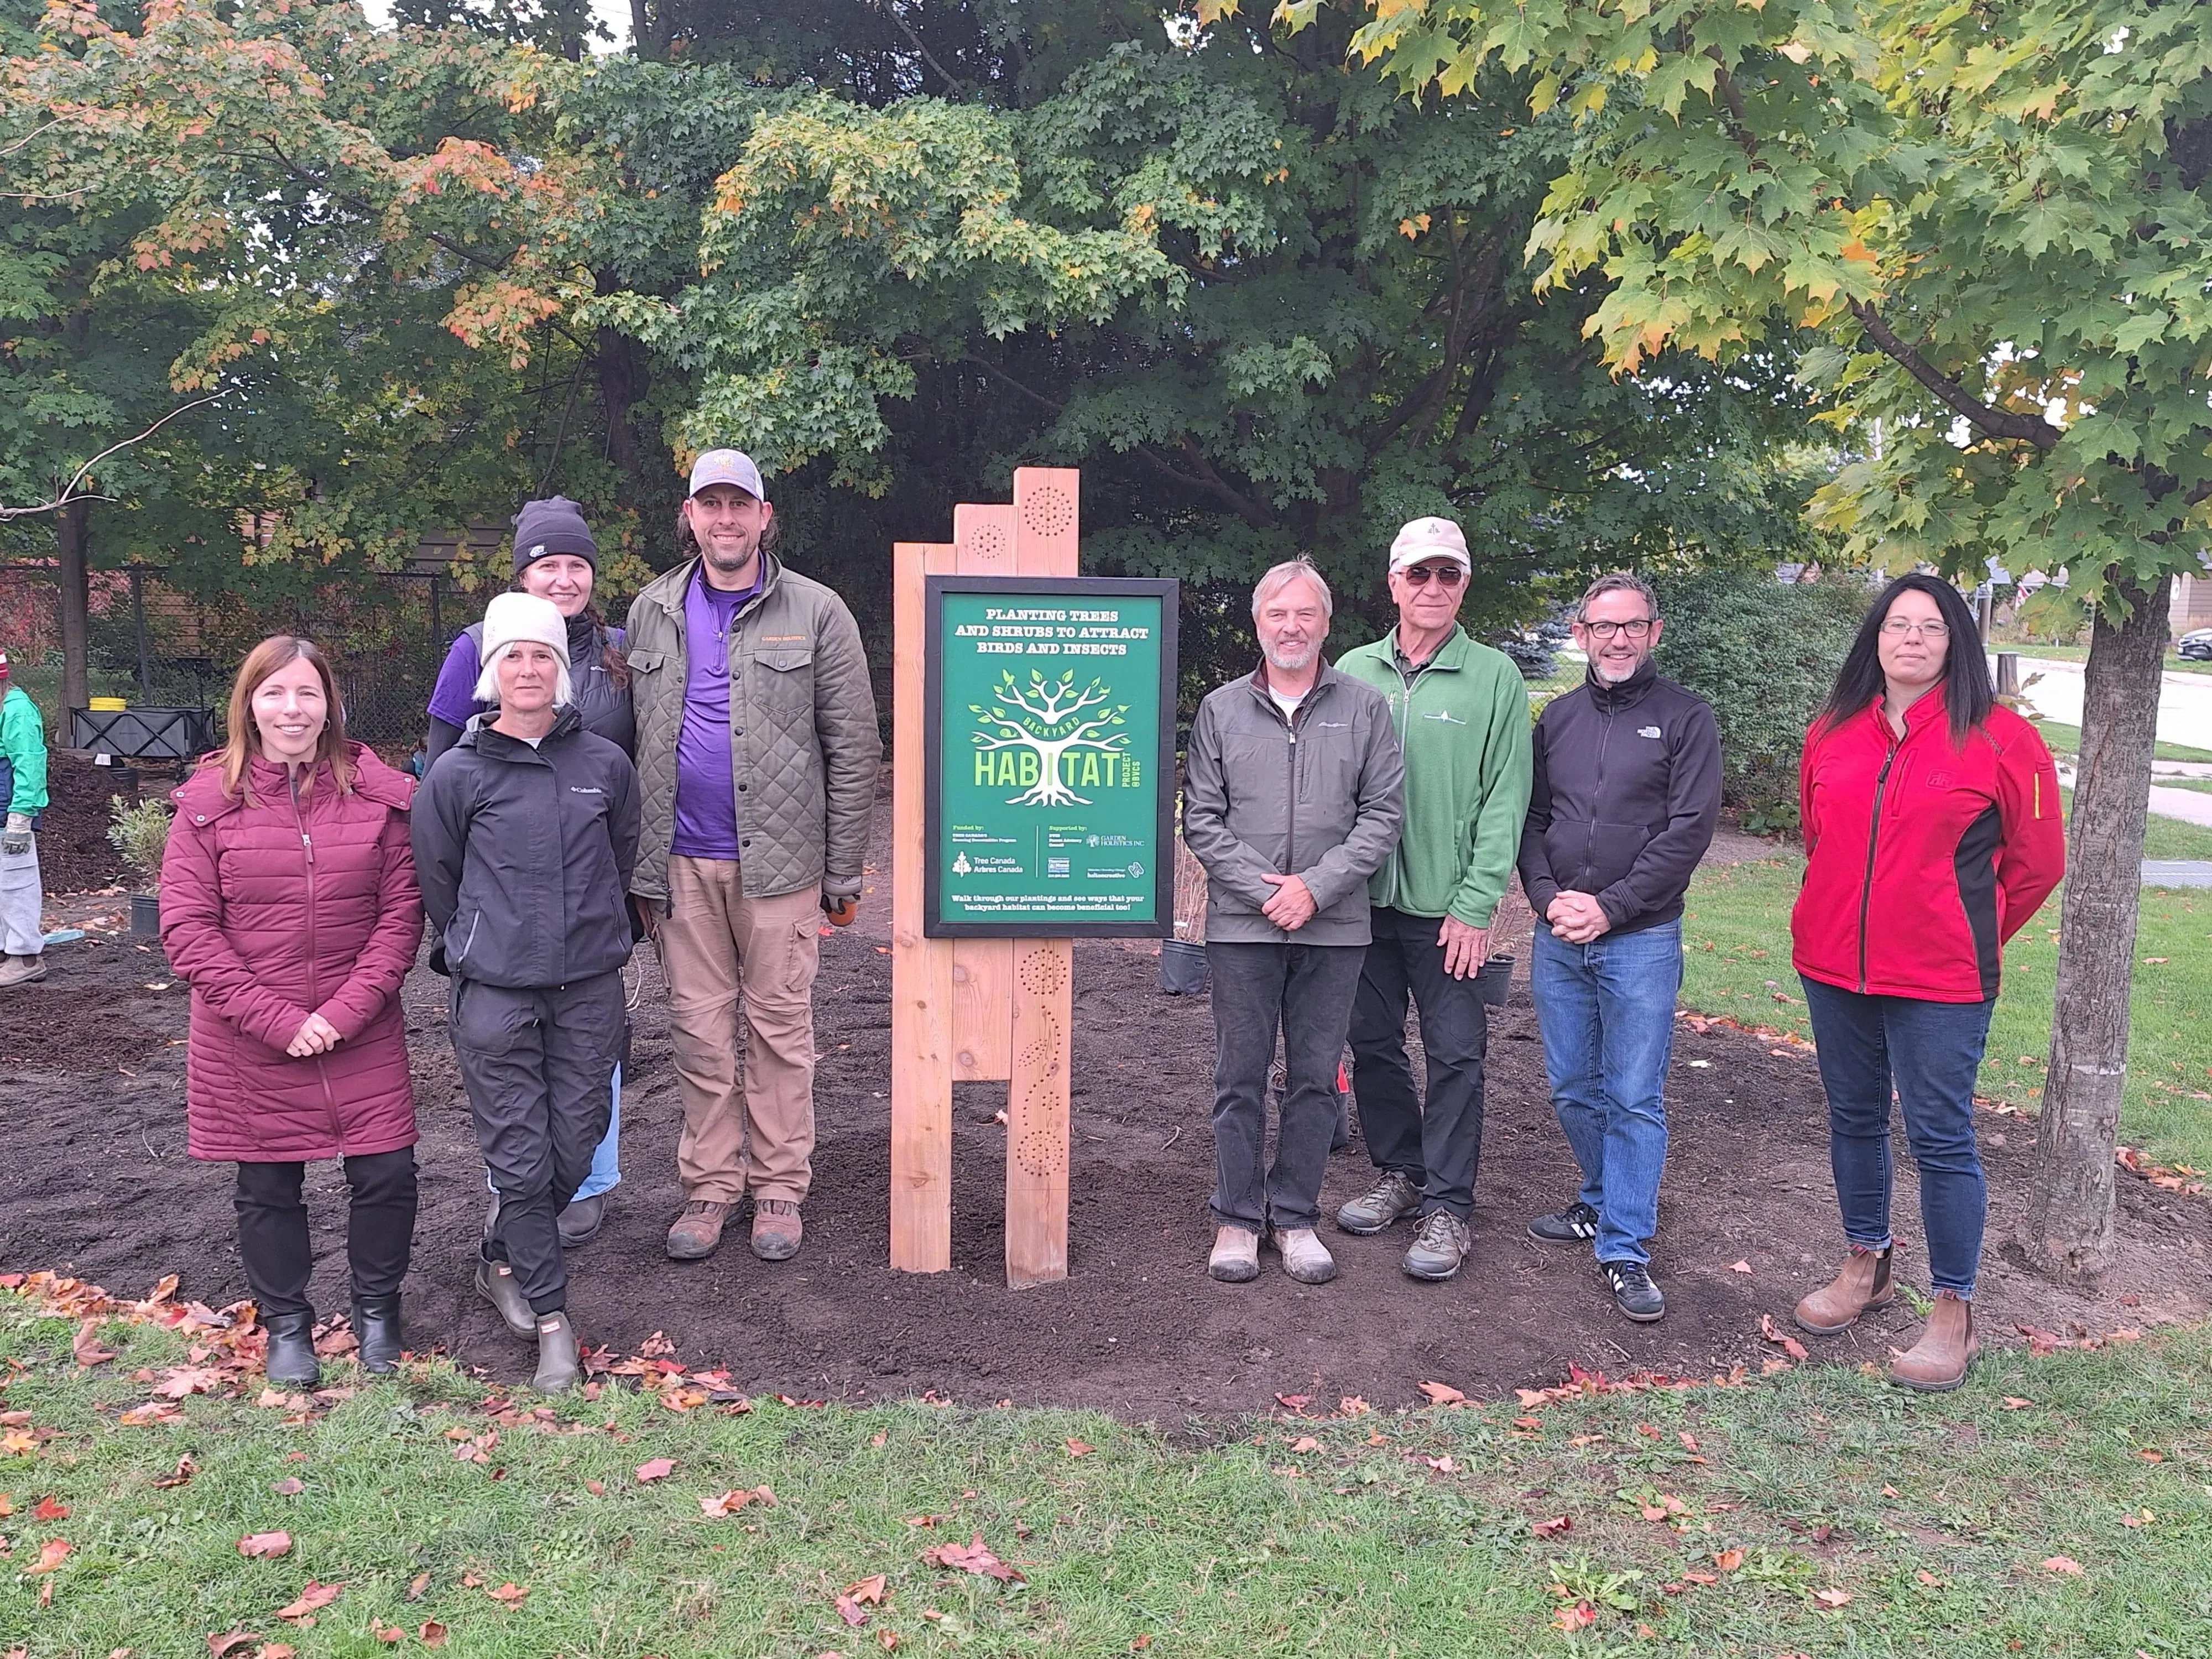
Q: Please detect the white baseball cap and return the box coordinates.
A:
[1389,516,1471,575]
[687,448,765,500]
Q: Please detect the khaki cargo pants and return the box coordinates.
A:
[659,856,822,1205]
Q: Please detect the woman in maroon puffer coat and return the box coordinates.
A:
[161,637,423,1387]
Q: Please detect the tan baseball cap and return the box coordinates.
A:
[1389,517,1471,574]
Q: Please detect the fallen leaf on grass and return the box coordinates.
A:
[1064,1439,1093,1458]
[269,1477,302,1497]
[584,1479,605,1495]
[487,1582,527,1606]
[33,1495,68,1520]
[154,1455,199,1489]
[1416,1380,1465,1406]
[274,1580,342,1621]
[1678,1432,1699,1452]
[1916,1569,1949,1587]
[1338,1396,1371,1416]
[72,1320,118,1367]
[23,1537,71,1574]
[1681,1569,1719,1585]
[634,1458,676,1483]
[1,1428,36,1455]
[1552,1603,1596,1631]
[155,1366,226,1401]
[119,1402,182,1427]
[371,1623,405,1644]
[2001,1397,2033,1410]
[207,1631,257,1659]
[2138,1449,2165,1463]
[1812,1587,1851,1609]
[921,1532,1024,1583]
[405,1571,431,1600]
[843,1574,888,1606]
[418,1622,447,1648]
[700,1486,775,1516]
[237,1532,291,1558]
[1758,1314,1809,1362]
[1531,1516,1572,1538]
[1289,1436,1320,1453]
[1714,1548,1744,1572]
[2042,1556,2085,1575]
[835,1573,889,1626]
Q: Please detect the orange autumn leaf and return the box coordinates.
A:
[24,1538,71,1575]
[237,1531,293,1558]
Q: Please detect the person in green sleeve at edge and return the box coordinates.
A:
[0,650,51,988]
[1335,517,1533,1280]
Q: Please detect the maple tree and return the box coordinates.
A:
[1252,0,2212,1281]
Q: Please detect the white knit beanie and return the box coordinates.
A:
[473,591,573,707]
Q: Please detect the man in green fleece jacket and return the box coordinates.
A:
[0,649,51,988]
[1335,517,1532,1280]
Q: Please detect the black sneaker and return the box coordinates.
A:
[1600,1260,1665,1323]
[1527,1201,1599,1244]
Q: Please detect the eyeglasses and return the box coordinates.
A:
[1581,618,1653,640]
[1401,564,1466,587]
[1881,619,1950,639]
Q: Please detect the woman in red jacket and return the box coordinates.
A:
[1790,574,2064,1391]
[162,638,424,1388]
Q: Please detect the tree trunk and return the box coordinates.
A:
[630,0,670,62]
[2020,568,2171,1284]
[596,324,649,494]
[58,497,90,712]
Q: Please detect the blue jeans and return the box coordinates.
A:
[1799,977,1992,1298]
[488,1070,620,1201]
[1530,920,1683,1267]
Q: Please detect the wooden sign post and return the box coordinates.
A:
[889,469,1177,1287]
[890,468,1081,1286]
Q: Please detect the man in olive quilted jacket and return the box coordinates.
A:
[625,450,881,1265]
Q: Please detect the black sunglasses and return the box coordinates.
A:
[1401,564,1466,586]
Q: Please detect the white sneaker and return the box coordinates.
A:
[1272,1227,1337,1285]
[1208,1225,1260,1283]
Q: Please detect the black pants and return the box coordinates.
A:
[234,1148,418,1319]
[1348,906,1490,1220]
[451,972,623,1316]
[1207,940,1366,1233]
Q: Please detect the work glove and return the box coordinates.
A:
[821,891,858,927]
[1,813,29,856]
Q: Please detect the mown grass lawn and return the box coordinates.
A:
[2,1295,2210,1657]
[2023,719,2212,766]
[1679,851,2212,1170]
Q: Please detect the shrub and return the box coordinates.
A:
[107,796,174,885]
[1651,568,1870,821]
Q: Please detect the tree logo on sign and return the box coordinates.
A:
[969,669,1133,807]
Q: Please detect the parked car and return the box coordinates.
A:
[2180,627,2212,661]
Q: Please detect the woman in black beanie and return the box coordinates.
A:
[424,497,634,1247]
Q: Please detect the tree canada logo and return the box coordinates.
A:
[969,669,1136,807]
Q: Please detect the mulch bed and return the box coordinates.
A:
[3,885,2203,1419]
[30,752,144,896]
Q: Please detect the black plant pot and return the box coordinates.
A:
[1474,951,1514,1008]
[1159,938,1210,995]
[130,893,161,938]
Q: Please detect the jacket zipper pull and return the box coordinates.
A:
[301,831,315,864]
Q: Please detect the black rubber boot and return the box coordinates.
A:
[532,1311,581,1395]
[263,1310,322,1389]
[352,1293,404,1375]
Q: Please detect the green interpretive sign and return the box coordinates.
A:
[924,576,1178,937]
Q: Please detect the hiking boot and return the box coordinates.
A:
[751,1199,804,1262]
[1527,1201,1600,1244]
[1208,1225,1260,1283]
[557,1191,608,1249]
[1793,1245,1893,1335]
[1888,1293,1978,1393]
[1403,1211,1473,1281]
[1272,1227,1338,1285]
[666,1199,733,1261]
[263,1310,321,1389]
[352,1292,403,1375]
[532,1311,582,1395]
[474,1247,536,1336]
[1335,1170,1423,1235]
[0,953,46,987]
[1600,1259,1666,1323]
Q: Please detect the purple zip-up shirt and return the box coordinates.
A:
[669,563,764,860]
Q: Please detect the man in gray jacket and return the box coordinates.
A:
[1183,560,1405,1286]
[625,450,880,1265]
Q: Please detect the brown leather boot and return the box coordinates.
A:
[1888,1293,1978,1393]
[1793,1245,1893,1334]
[751,1199,804,1262]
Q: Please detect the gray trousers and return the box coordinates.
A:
[0,833,40,956]
[1207,940,1366,1233]
[451,972,623,1314]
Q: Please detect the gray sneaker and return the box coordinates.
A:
[1335,1170,1423,1235]
[0,953,46,988]
[1402,1211,1472,1281]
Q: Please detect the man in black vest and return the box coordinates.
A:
[1518,573,1720,1323]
